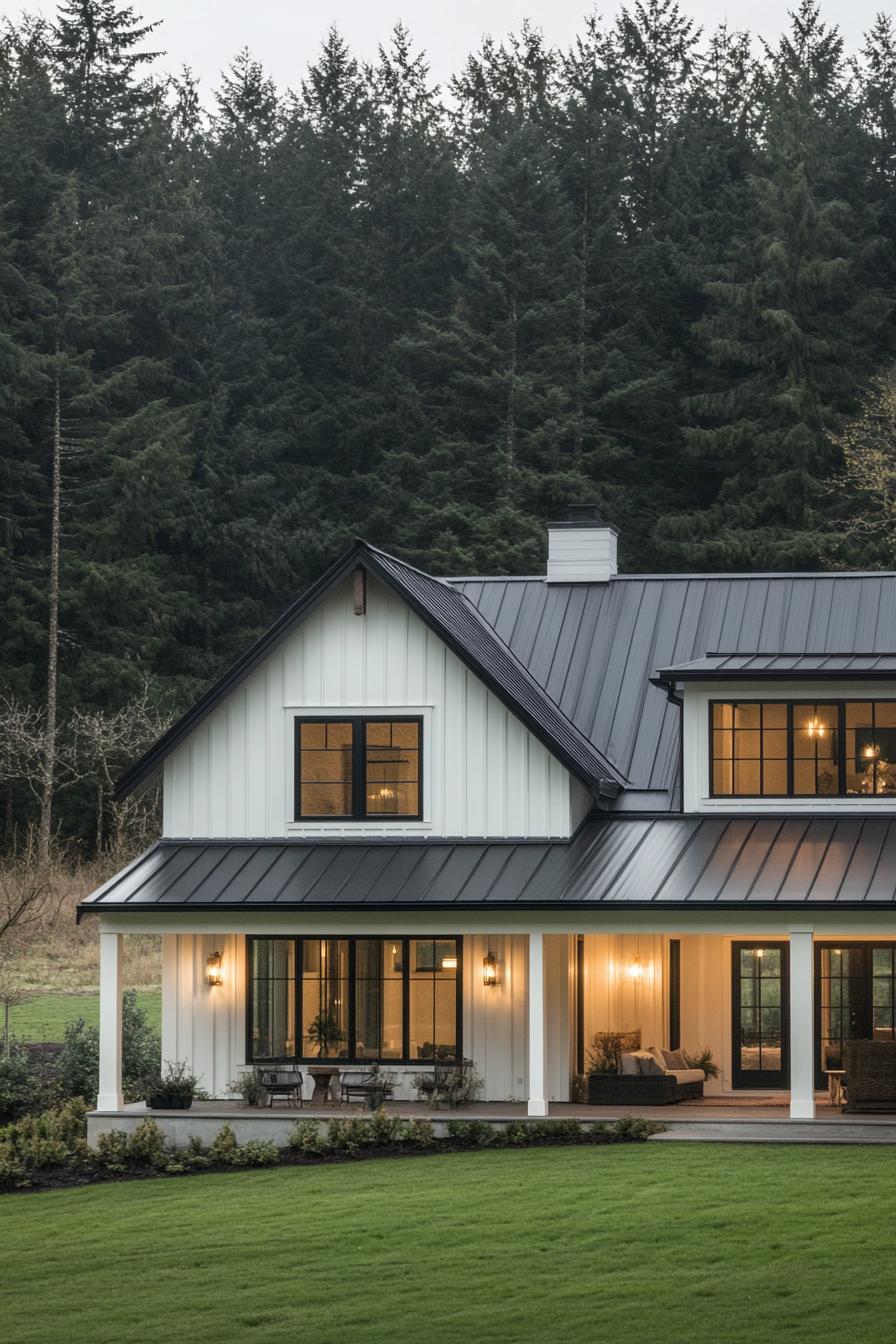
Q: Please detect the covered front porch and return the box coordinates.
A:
[89,905,896,1134]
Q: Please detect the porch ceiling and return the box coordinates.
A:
[78,814,896,915]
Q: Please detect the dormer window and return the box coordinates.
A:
[711,701,896,797]
[294,717,422,820]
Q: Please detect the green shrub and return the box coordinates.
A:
[56,990,161,1103]
[231,1139,279,1167]
[127,1119,169,1168]
[95,1129,130,1171]
[445,1119,496,1146]
[181,1135,210,1170]
[401,1117,436,1148]
[287,1119,327,1155]
[501,1121,531,1146]
[528,1119,586,1142]
[0,1042,45,1124]
[326,1116,371,1155]
[367,1107,402,1146]
[0,1148,26,1188]
[208,1124,240,1164]
[608,1115,665,1142]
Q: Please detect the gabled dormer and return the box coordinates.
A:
[654,653,896,813]
[114,540,623,841]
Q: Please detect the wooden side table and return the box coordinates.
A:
[308,1064,341,1104]
[824,1068,846,1107]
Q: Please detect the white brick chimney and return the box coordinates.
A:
[546,505,618,583]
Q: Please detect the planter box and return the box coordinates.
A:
[146,1094,194,1111]
[587,1074,703,1106]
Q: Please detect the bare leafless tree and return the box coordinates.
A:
[68,681,174,852]
[830,364,896,563]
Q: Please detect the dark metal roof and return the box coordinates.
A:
[114,541,623,802]
[453,572,896,809]
[655,652,896,680]
[78,814,896,915]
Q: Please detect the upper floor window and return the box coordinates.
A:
[711,701,896,797]
[294,717,422,820]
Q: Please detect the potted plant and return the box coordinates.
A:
[144,1060,200,1110]
[229,1070,266,1106]
[365,1064,396,1111]
[307,1012,345,1057]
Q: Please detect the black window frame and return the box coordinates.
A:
[814,941,896,1089]
[294,715,424,822]
[246,934,462,1066]
[709,699,896,798]
[731,941,790,1090]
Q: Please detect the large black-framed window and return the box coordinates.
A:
[815,942,896,1087]
[247,936,461,1065]
[710,700,896,797]
[294,717,423,820]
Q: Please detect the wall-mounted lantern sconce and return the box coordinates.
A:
[206,951,223,987]
[482,951,499,987]
[625,955,644,981]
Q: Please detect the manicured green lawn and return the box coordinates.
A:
[4,1144,895,1343]
[10,990,161,1042]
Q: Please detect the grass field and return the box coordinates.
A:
[4,1145,895,1343]
[10,990,161,1041]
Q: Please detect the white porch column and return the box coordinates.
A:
[97,930,123,1111]
[789,928,815,1121]
[528,931,548,1117]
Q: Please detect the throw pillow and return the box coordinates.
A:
[619,1052,641,1076]
[634,1050,664,1077]
[661,1048,688,1070]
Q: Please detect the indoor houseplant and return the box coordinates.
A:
[307,1012,346,1057]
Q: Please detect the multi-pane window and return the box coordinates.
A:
[247,936,460,1064]
[711,701,896,797]
[295,717,422,819]
[815,943,896,1086]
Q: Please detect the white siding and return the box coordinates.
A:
[163,575,581,839]
[165,931,535,1102]
[683,680,896,813]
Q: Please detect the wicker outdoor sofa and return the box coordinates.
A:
[842,1040,896,1112]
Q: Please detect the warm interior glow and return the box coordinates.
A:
[441,955,458,970]
[863,745,878,759]
[806,717,826,739]
[206,951,223,987]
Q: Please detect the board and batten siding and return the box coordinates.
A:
[161,931,572,1102]
[163,575,581,839]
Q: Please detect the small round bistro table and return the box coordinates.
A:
[308,1064,341,1104]
[824,1068,846,1107]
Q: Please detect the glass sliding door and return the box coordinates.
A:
[732,943,790,1089]
[814,943,896,1087]
[816,946,864,1082]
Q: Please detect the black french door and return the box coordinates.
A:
[731,942,790,1089]
[815,944,896,1089]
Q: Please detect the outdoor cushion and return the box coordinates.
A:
[666,1068,706,1085]
[661,1048,688,1070]
[646,1045,667,1070]
[619,1052,641,1075]
[635,1052,665,1077]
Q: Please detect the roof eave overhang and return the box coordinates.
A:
[78,898,896,919]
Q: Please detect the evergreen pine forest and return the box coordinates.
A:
[3,0,896,851]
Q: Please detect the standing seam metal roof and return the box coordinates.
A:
[452,571,896,809]
[79,814,896,914]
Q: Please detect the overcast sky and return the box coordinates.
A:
[4,2,891,96]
